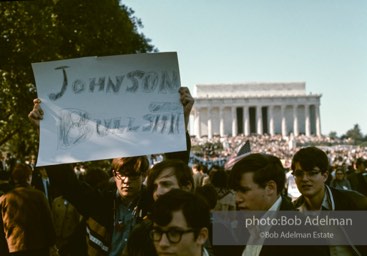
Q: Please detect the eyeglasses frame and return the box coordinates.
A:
[149,227,196,244]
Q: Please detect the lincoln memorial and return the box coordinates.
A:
[189,82,321,138]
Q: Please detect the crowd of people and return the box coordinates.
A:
[1,87,367,256]
[190,133,367,170]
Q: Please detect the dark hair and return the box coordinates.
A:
[0,171,9,181]
[210,167,229,188]
[83,168,110,189]
[195,184,218,210]
[126,220,157,256]
[11,163,32,184]
[199,164,208,174]
[229,153,285,194]
[291,146,329,173]
[111,156,149,176]
[150,189,210,239]
[356,157,366,167]
[147,159,194,194]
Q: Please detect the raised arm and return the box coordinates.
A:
[165,87,194,164]
[179,86,194,130]
[28,98,43,129]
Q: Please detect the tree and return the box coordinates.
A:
[0,0,155,159]
[328,131,338,140]
[345,124,363,144]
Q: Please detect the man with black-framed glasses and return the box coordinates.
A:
[292,146,367,256]
[291,146,367,212]
[150,189,210,256]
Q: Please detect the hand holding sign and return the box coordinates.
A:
[31,52,190,166]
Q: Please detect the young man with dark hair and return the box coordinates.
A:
[45,156,151,256]
[147,159,194,202]
[150,189,210,256]
[348,157,367,196]
[292,146,367,255]
[229,153,286,211]
[292,147,367,211]
[228,153,328,256]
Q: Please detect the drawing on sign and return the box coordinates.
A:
[57,102,183,149]
[58,109,93,149]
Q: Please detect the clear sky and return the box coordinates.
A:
[124,0,367,136]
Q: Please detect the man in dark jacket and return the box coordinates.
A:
[224,153,329,256]
[292,146,367,256]
[46,156,150,256]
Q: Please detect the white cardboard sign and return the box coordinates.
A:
[32,52,186,166]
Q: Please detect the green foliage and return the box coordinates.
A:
[328,131,338,139]
[0,0,155,158]
[345,124,363,144]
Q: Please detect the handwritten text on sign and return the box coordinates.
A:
[32,52,186,166]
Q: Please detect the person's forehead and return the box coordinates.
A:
[239,172,256,186]
[294,162,319,171]
[154,168,178,183]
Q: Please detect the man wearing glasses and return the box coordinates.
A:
[149,189,210,256]
[108,156,150,255]
[291,146,367,211]
[291,146,367,255]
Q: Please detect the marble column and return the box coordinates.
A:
[195,109,201,138]
[207,107,212,139]
[219,107,224,137]
[269,105,274,136]
[243,106,249,136]
[305,104,311,136]
[315,104,321,136]
[293,105,299,136]
[281,105,287,137]
[232,106,237,136]
[256,105,263,134]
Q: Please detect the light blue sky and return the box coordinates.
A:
[124,0,367,136]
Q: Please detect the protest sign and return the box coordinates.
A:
[32,52,186,166]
